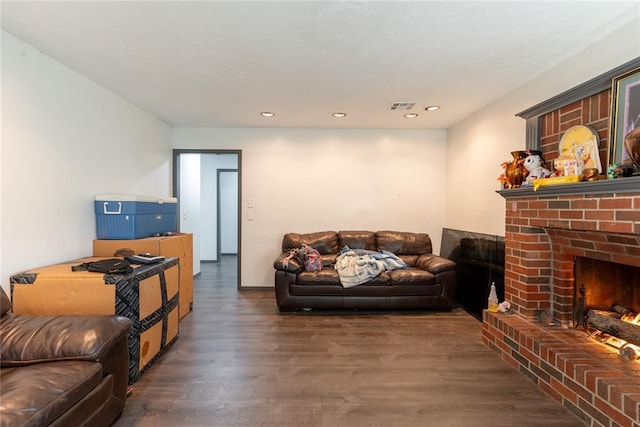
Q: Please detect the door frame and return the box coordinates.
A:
[173,149,242,291]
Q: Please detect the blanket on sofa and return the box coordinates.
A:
[334,247,407,288]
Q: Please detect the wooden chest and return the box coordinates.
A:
[93,233,193,319]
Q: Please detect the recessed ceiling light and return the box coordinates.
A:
[260,112,275,117]
[425,105,440,111]
[332,112,347,118]
[404,113,418,118]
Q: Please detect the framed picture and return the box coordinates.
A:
[609,66,640,165]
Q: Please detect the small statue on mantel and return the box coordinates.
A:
[608,159,637,179]
[523,153,552,185]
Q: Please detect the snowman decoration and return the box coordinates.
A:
[523,153,552,185]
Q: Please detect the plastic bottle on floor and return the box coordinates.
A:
[488,282,499,313]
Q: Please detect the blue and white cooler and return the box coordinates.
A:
[95,195,178,240]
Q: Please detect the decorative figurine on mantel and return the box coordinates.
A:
[498,150,529,189]
[608,159,637,179]
[523,152,552,185]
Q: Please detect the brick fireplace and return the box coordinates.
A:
[483,180,640,426]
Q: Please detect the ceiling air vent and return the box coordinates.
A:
[388,102,416,111]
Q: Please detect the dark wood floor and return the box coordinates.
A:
[115,257,585,426]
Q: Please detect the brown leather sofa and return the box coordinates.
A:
[274,230,456,311]
[0,287,131,427]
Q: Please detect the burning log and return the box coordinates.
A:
[611,304,635,318]
[587,309,640,347]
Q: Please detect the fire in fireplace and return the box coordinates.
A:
[573,257,640,361]
[586,307,640,361]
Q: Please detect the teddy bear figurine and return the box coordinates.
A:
[523,153,552,185]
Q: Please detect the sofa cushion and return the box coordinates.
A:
[376,231,432,255]
[296,269,341,286]
[0,361,102,426]
[282,231,339,255]
[337,231,376,251]
[1,315,132,367]
[387,268,436,286]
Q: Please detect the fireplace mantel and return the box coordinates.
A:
[497,176,640,199]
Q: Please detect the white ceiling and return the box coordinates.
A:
[2,1,638,129]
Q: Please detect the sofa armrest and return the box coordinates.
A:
[273,252,303,273]
[416,254,456,274]
[0,314,131,367]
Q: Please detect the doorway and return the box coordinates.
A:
[173,149,241,290]
[217,169,238,257]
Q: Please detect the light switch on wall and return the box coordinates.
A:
[247,208,254,221]
[247,198,255,208]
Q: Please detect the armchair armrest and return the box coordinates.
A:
[416,254,456,274]
[1,314,131,367]
[273,252,303,273]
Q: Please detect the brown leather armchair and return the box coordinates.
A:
[0,287,131,426]
[274,230,456,311]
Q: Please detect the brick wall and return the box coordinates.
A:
[483,311,640,427]
[540,90,611,170]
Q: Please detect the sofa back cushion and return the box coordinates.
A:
[282,231,339,255]
[376,231,432,255]
[338,231,376,251]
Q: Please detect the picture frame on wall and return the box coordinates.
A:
[609,66,640,166]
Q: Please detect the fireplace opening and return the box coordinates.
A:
[574,257,640,314]
[573,257,640,359]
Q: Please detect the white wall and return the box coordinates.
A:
[172,128,448,288]
[446,15,640,237]
[1,31,173,291]
[178,154,202,275]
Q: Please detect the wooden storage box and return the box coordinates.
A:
[10,257,180,384]
[93,233,193,319]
